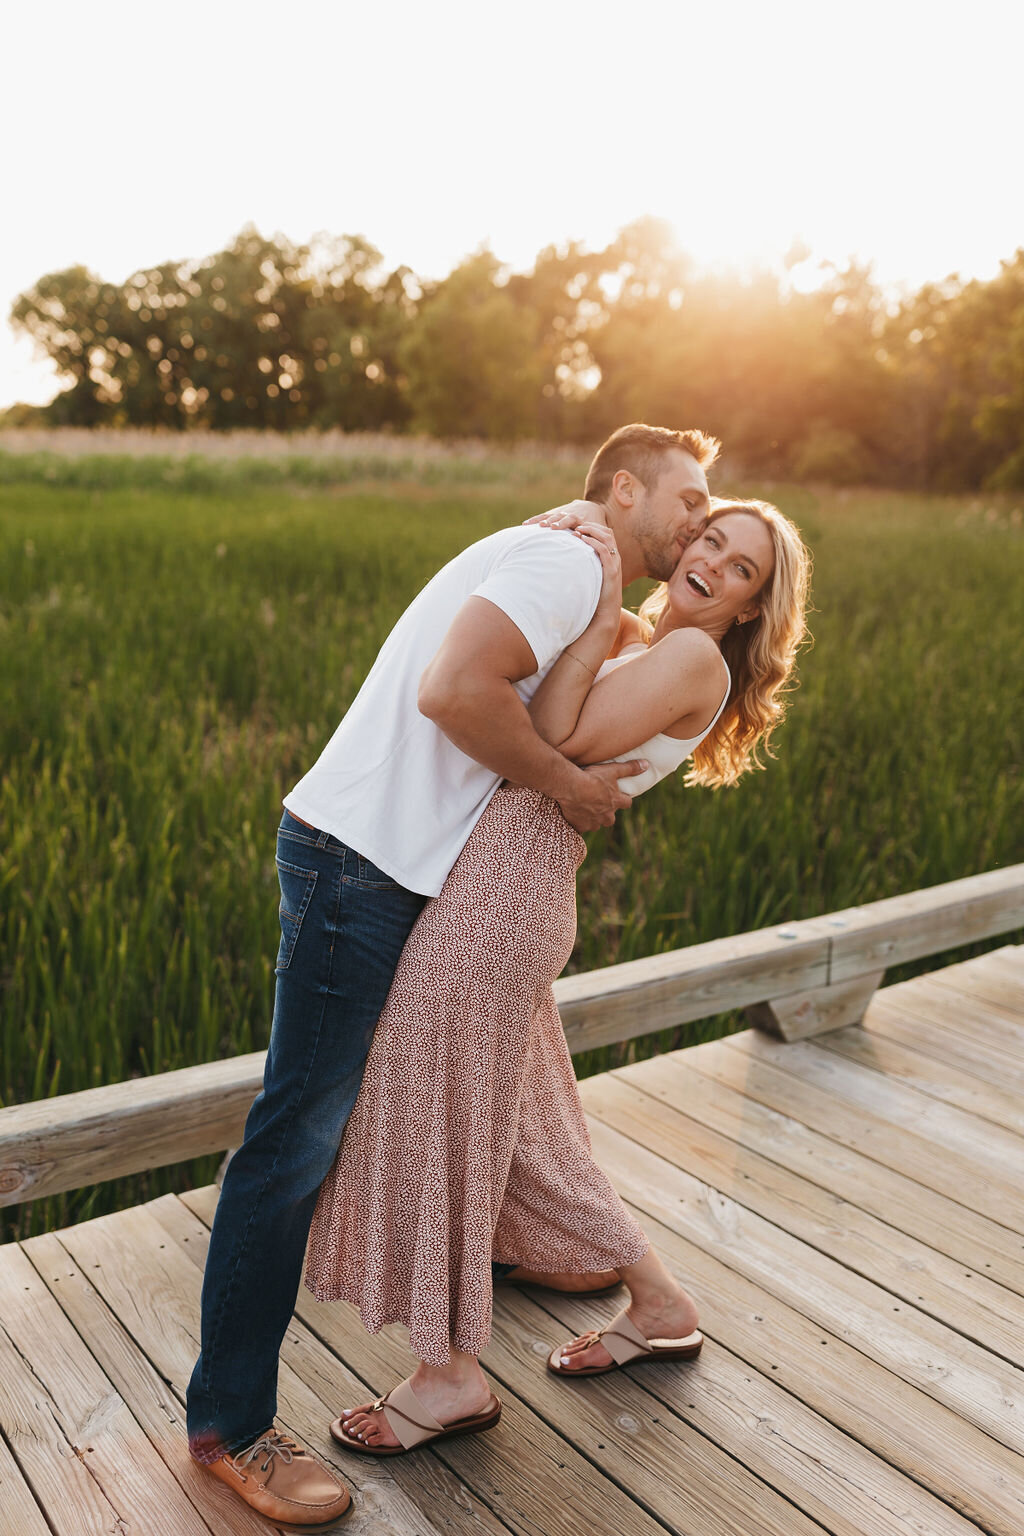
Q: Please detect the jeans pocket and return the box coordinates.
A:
[275,858,318,972]
[345,853,402,890]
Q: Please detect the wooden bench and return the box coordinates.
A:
[2,863,1021,1210]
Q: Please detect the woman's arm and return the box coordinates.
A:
[556,627,726,764]
[528,525,623,747]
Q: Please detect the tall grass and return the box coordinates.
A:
[1,470,1021,1239]
[0,428,590,496]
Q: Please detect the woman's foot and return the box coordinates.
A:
[555,1283,700,1372]
[337,1361,493,1450]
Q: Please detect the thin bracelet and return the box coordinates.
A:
[565,651,598,677]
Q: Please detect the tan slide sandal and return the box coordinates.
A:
[330,1378,502,1456]
[547,1306,704,1377]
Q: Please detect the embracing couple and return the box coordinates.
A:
[187,423,811,1526]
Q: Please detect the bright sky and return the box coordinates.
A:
[3,0,1022,409]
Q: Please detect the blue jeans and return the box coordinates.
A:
[186,811,525,1461]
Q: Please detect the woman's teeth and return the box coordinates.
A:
[687,572,712,596]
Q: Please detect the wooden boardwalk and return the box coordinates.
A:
[2,944,1023,1536]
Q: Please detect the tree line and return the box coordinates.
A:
[8,219,1024,489]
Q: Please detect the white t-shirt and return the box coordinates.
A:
[283,524,602,896]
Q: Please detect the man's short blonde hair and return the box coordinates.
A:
[584,423,721,503]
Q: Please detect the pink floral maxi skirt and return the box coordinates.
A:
[303,784,650,1366]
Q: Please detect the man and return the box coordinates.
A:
[188,422,719,1526]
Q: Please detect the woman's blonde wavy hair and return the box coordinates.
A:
[638,497,812,788]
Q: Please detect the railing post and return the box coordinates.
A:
[746,969,885,1042]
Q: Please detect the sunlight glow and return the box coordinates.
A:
[2,0,1022,409]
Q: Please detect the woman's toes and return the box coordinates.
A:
[336,1393,401,1448]
[557,1336,596,1369]
[340,1406,374,1439]
[559,1334,613,1369]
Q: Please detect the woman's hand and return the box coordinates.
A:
[574,522,622,638]
[524,499,608,531]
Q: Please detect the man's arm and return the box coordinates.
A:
[418,597,646,831]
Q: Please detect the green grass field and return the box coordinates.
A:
[1,454,1021,1238]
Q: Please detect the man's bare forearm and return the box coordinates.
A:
[421,676,585,800]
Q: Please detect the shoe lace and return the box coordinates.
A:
[234,1430,307,1476]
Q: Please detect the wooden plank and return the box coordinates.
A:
[52,1203,502,1536]
[863,989,1024,1097]
[726,1031,1024,1222]
[0,1240,214,1536]
[685,1034,1018,1230]
[21,1230,288,1536]
[584,1067,1024,1361]
[164,1188,675,1536]
[817,1022,1024,1136]
[618,1049,1024,1295]
[827,873,1024,983]
[0,1051,266,1207]
[0,1424,52,1536]
[986,948,1024,986]
[502,1285,985,1536]
[579,1111,1024,1457]
[957,947,1024,990]
[924,965,1024,1036]
[891,971,1024,1049]
[549,1142,1024,1536]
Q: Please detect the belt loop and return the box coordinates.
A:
[316,828,330,849]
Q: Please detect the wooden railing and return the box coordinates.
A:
[1,864,1021,1210]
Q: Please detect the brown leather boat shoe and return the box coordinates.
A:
[200,1427,352,1527]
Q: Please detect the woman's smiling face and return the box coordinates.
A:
[666,510,775,634]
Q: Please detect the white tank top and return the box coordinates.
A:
[596,643,731,797]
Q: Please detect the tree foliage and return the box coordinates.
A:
[10,221,1024,489]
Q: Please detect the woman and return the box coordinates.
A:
[304,496,811,1454]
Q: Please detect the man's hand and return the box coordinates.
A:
[556,759,647,832]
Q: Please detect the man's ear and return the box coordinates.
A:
[610,468,639,509]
